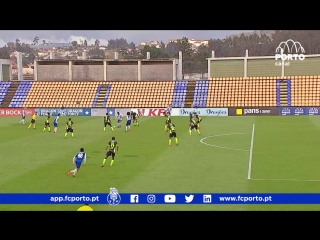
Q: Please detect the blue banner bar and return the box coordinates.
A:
[3,193,320,204]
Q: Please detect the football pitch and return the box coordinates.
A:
[1,115,320,210]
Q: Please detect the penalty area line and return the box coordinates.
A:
[247,123,255,180]
[250,178,320,182]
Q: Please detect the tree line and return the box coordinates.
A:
[0,30,320,74]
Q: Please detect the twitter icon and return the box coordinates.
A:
[185,195,194,203]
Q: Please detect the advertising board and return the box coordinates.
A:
[229,107,278,116]
[0,108,35,116]
[35,108,91,116]
[279,107,320,116]
[131,108,166,116]
[172,108,228,116]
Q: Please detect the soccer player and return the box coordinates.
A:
[104,113,115,132]
[65,118,74,138]
[43,115,51,132]
[125,112,132,132]
[189,118,200,135]
[132,111,139,126]
[116,112,123,128]
[164,113,171,132]
[77,204,93,211]
[167,123,178,146]
[195,114,202,129]
[19,108,26,124]
[67,147,86,177]
[166,105,172,115]
[101,136,118,167]
[53,114,60,133]
[28,112,37,129]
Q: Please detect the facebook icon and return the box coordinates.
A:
[130,195,139,203]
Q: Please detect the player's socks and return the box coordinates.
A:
[71,133,74,137]
[175,138,178,145]
[103,127,106,131]
[110,160,114,166]
[189,130,192,135]
[43,127,46,132]
[136,122,139,126]
[168,139,171,146]
[197,129,200,135]
[64,133,67,138]
[101,158,107,167]
[164,125,167,131]
[48,127,51,132]
[28,124,31,129]
[22,120,25,124]
[33,124,35,129]
[125,126,127,131]
[111,126,114,131]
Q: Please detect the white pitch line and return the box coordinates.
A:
[247,124,255,180]
[250,178,320,182]
[200,133,249,152]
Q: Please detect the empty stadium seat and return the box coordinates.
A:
[23,82,97,108]
[290,76,320,106]
[105,81,174,108]
[206,78,277,107]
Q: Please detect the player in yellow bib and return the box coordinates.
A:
[28,112,37,129]
[77,204,93,211]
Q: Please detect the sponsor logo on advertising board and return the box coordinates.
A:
[177,108,228,116]
[0,108,35,116]
[34,108,90,116]
[229,107,278,116]
[279,107,320,116]
[131,108,166,116]
[307,107,320,115]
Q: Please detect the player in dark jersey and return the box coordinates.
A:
[189,118,200,135]
[43,115,51,132]
[132,111,139,126]
[101,136,119,167]
[167,123,178,146]
[189,113,193,123]
[65,118,74,138]
[104,113,115,132]
[164,113,171,132]
[195,114,202,129]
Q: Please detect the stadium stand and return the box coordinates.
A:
[0,77,318,108]
[0,82,11,105]
[290,76,320,106]
[9,82,32,107]
[105,81,175,108]
[23,82,96,108]
[206,78,277,107]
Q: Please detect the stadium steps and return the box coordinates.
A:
[279,80,288,106]
[95,86,107,107]
[184,81,196,108]
[1,82,20,107]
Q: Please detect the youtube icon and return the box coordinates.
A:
[164,195,176,203]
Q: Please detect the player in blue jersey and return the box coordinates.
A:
[19,108,26,124]
[53,114,60,133]
[166,105,172,116]
[116,112,123,128]
[67,148,86,177]
[125,112,132,132]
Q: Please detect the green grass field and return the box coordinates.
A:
[1,115,320,210]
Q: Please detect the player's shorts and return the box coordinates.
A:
[190,124,198,130]
[104,122,111,127]
[75,160,83,169]
[66,127,73,132]
[126,120,131,126]
[133,116,137,120]
[53,122,58,127]
[106,151,115,159]
[31,119,35,123]
[169,131,177,138]
[117,119,122,123]
[45,122,50,127]
[167,111,171,115]
[22,116,25,119]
